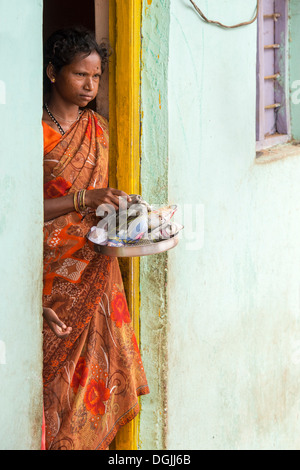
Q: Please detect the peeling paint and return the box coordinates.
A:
[166,0,300,451]
[145,0,152,16]
[139,1,170,450]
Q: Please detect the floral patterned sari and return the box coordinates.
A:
[43,109,149,450]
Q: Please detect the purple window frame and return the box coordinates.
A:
[256,0,290,151]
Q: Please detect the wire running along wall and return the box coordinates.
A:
[189,0,260,28]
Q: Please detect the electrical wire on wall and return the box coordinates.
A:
[189,0,259,28]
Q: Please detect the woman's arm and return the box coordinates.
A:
[44,194,75,222]
[44,188,132,222]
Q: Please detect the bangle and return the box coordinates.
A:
[74,190,80,213]
[79,189,86,211]
[74,189,87,213]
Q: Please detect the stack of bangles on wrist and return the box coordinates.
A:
[74,189,87,213]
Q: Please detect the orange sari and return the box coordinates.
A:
[42,110,149,450]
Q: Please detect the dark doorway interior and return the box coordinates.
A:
[43,0,95,41]
[43,0,96,109]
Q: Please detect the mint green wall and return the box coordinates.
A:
[166,0,300,450]
[0,0,43,450]
[290,0,300,139]
[140,0,300,451]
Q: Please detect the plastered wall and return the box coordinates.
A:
[166,0,300,450]
[139,0,300,450]
[0,0,43,450]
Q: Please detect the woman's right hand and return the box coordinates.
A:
[85,188,132,211]
[44,187,132,222]
[43,307,72,339]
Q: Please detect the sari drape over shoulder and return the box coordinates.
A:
[43,109,149,450]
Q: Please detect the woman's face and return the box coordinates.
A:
[49,51,102,107]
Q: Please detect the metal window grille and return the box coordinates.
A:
[256,0,290,150]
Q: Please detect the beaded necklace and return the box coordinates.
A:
[44,103,81,136]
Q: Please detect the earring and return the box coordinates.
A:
[51,78,56,83]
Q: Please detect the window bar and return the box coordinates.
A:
[264,73,280,80]
[263,13,281,21]
[264,44,280,49]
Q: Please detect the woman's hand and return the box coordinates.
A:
[44,188,132,222]
[43,307,72,339]
[85,188,132,211]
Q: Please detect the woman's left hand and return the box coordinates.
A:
[43,307,72,339]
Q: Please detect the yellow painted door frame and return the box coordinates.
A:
[108,0,142,450]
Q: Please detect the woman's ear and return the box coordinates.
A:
[46,62,57,84]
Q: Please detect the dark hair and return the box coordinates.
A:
[43,27,109,94]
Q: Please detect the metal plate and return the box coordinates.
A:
[87,235,179,258]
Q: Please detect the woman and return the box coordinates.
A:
[42,27,149,450]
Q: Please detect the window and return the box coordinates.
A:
[256,0,290,150]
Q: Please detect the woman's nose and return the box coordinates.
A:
[84,78,93,90]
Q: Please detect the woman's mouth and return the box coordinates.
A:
[80,95,94,101]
